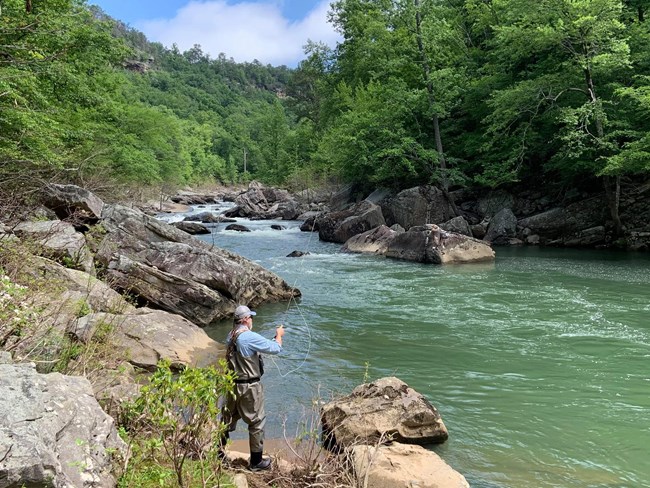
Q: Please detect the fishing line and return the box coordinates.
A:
[267,217,318,378]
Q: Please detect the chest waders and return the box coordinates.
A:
[222,326,270,470]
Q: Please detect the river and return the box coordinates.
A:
[167,207,650,488]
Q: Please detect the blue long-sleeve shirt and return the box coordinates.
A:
[226,327,282,357]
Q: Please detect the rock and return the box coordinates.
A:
[386,224,495,264]
[318,201,386,243]
[526,234,541,245]
[172,221,211,234]
[471,223,487,239]
[0,361,125,488]
[271,224,286,230]
[96,205,300,325]
[321,377,448,448]
[517,196,609,244]
[350,443,469,488]
[171,192,218,205]
[560,226,606,247]
[484,208,517,245]
[389,223,405,233]
[225,224,252,232]
[478,190,514,218]
[342,225,398,255]
[68,308,225,371]
[286,251,310,258]
[13,220,93,273]
[183,211,223,223]
[300,214,320,232]
[41,183,104,223]
[380,185,456,230]
[223,183,303,220]
[440,216,473,237]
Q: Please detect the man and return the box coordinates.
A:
[221,304,285,471]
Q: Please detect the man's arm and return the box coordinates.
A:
[246,331,283,355]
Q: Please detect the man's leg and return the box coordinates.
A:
[238,383,270,470]
[218,391,240,460]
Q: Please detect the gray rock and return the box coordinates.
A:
[13,220,93,273]
[225,224,251,232]
[477,190,514,218]
[484,208,517,245]
[96,205,300,325]
[68,308,225,371]
[300,215,319,232]
[41,183,104,222]
[471,223,487,239]
[0,362,124,487]
[386,224,495,264]
[380,185,456,230]
[517,196,609,243]
[341,225,398,255]
[270,224,286,231]
[182,211,223,223]
[318,201,386,244]
[223,183,303,220]
[440,215,473,237]
[389,224,405,233]
[321,377,448,448]
[172,221,211,234]
[286,251,310,258]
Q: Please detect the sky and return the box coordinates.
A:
[90,0,341,67]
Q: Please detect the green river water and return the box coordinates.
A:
[191,213,650,488]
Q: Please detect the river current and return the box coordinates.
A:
[163,206,650,488]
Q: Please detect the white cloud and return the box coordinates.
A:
[137,0,340,66]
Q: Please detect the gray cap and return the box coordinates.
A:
[234,305,256,319]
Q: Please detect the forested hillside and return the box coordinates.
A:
[1,0,649,230]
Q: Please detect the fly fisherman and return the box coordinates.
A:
[220,305,285,471]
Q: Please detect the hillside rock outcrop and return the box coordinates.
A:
[0,357,124,488]
[96,204,300,325]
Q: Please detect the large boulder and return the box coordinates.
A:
[172,221,211,234]
[321,377,448,448]
[477,190,514,218]
[223,183,302,220]
[68,308,225,371]
[341,225,401,255]
[0,359,125,488]
[96,204,300,325]
[517,195,610,245]
[318,201,386,244]
[41,183,104,223]
[386,224,495,264]
[484,208,517,245]
[439,216,473,237]
[380,186,456,230]
[13,220,94,273]
[351,443,469,488]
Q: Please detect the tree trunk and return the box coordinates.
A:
[585,67,623,236]
[26,0,32,13]
[414,0,452,198]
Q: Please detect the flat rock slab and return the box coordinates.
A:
[351,443,470,488]
[68,307,226,371]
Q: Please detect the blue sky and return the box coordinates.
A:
[90,0,340,67]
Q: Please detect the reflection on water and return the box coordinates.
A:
[169,209,650,488]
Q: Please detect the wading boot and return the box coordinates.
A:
[249,451,272,471]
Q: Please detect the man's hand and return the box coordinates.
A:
[275,324,285,339]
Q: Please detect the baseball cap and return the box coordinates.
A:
[234,305,256,319]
